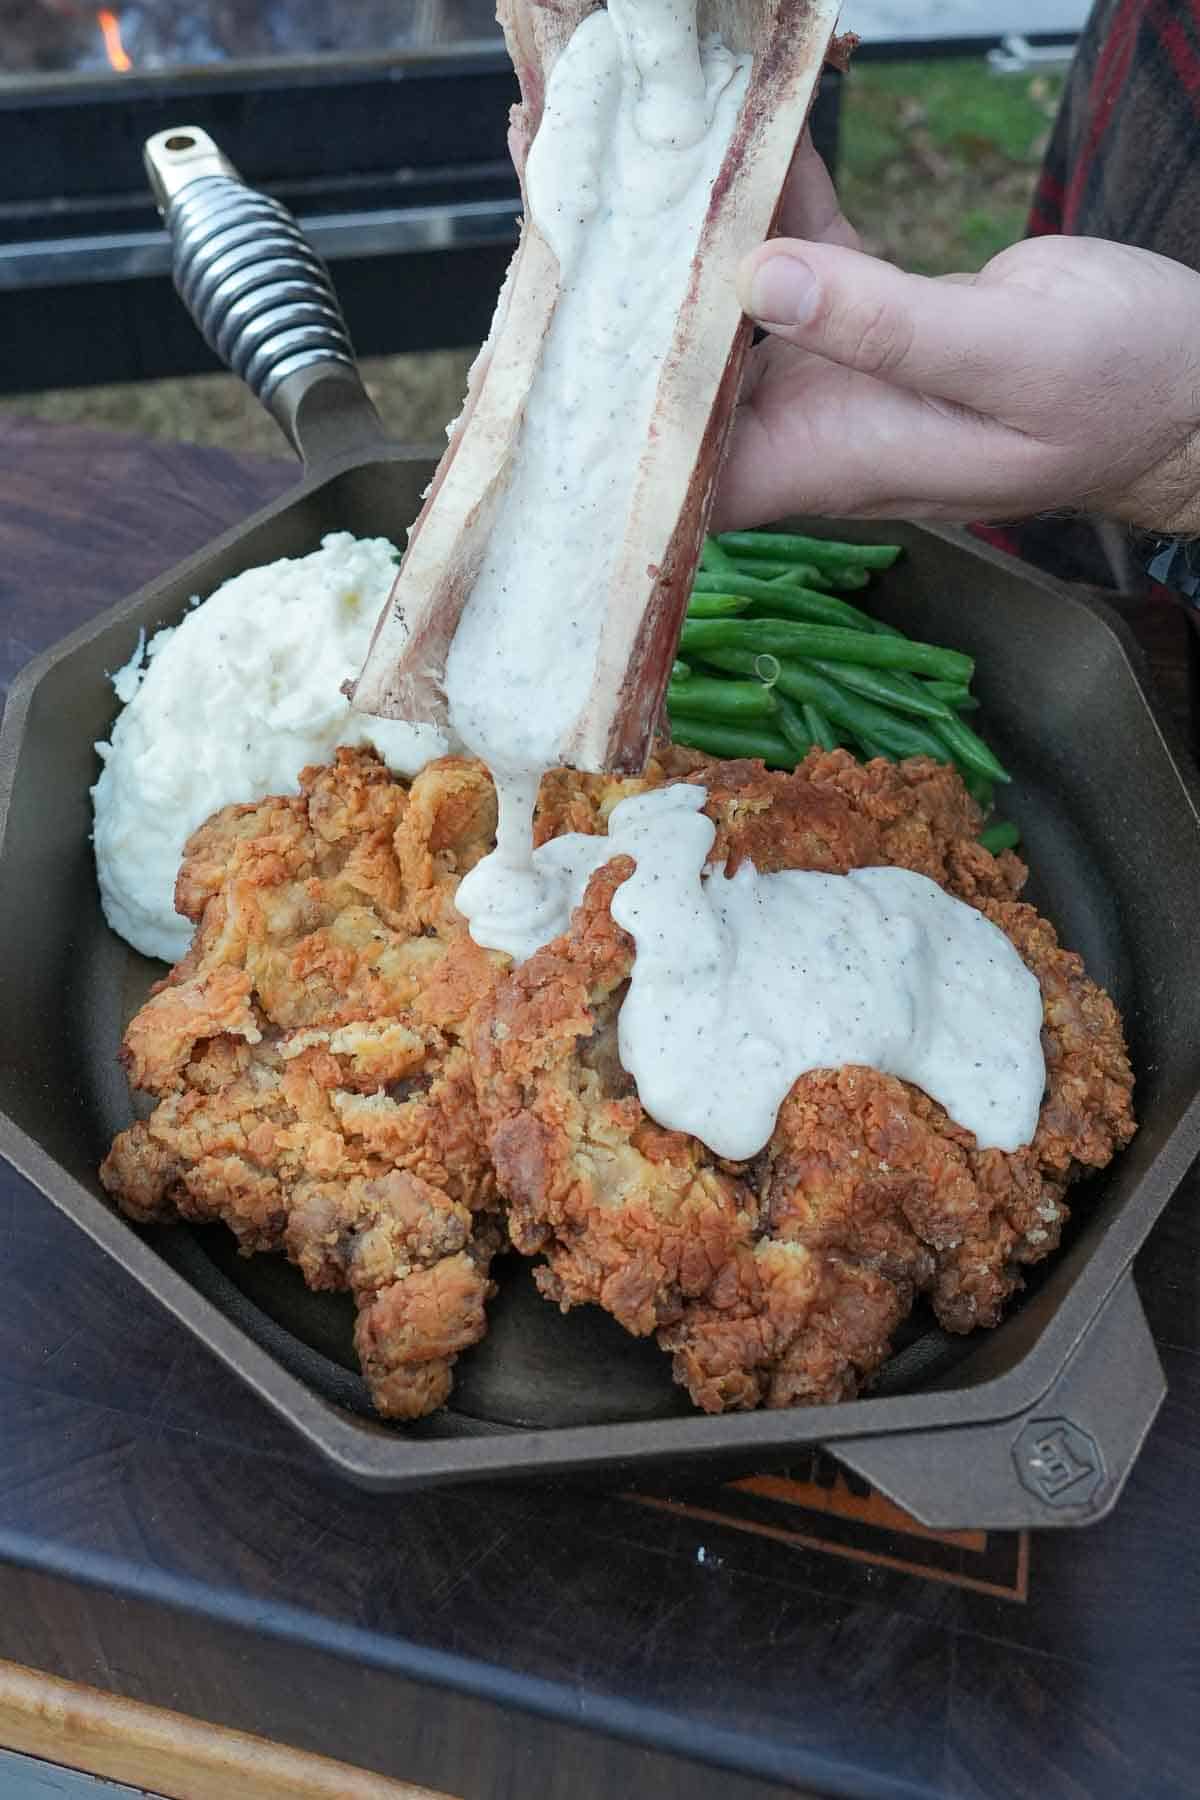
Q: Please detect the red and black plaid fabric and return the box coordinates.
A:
[1031,0,1200,263]
[976,0,1200,585]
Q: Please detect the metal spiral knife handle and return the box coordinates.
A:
[144,126,382,465]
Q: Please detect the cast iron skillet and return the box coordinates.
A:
[2,128,1199,1526]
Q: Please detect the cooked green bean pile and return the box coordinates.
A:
[667,530,1020,847]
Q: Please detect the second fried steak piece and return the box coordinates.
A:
[472,750,1136,1413]
[101,748,508,1418]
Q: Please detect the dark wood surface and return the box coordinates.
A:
[1,414,1199,1800]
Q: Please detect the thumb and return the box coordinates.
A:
[737,239,1050,414]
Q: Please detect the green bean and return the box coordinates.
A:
[749,562,872,591]
[922,683,980,712]
[667,674,777,721]
[717,531,903,571]
[979,820,1021,854]
[806,659,953,722]
[698,648,953,763]
[756,560,873,592]
[964,773,994,811]
[668,717,798,768]
[672,659,691,679]
[897,667,978,711]
[774,694,815,758]
[679,617,973,682]
[803,702,840,752]
[897,669,977,710]
[932,712,1011,784]
[746,589,880,633]
[691,570,875,631]
[858,737,898,762]
[750,588,880,633]
[720,557,833,589]
[685,592,751,617]
[699,537,743,578]
[923,679,973,705]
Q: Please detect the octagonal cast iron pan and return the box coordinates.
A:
[2,128,1199,1528]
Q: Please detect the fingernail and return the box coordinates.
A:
[747,253,819,327]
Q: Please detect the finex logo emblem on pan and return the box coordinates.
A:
[1013,1416,1106,1511]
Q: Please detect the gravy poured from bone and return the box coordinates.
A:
[349,0,1044,1160]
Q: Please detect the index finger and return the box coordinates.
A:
[776,132,863,249]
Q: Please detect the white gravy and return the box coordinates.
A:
[466,784,1046,1159]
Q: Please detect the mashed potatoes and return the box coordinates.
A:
[92,533,447,962]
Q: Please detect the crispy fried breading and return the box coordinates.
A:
[102,748,508,1419]
[100,744,683,1418]
[472,750,1136,1413]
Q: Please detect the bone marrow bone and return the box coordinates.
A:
[351,0,842,777]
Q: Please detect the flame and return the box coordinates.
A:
[96,9,132,72]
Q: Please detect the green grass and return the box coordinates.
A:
[839,58,1066,274]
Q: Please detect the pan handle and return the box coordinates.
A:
[832,1272,1165,1531]
[143,126,387,473]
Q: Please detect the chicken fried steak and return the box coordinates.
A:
[472,750,1136,1413]
[101,748,508,1418]
[99,743,689,1417]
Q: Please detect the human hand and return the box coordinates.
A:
[714,137,1200,535]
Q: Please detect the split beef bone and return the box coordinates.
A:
[351,0,844,774]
